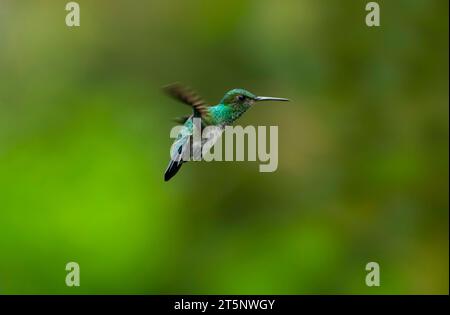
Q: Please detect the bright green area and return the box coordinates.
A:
[0,0,448,294]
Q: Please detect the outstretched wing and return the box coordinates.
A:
[164,83,209,119]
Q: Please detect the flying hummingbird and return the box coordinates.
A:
[163,83,289,181]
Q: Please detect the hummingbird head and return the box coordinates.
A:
[220,88,289,108]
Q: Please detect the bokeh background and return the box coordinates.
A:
[0,0,448,294]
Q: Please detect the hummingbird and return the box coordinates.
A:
[163,83,289,181]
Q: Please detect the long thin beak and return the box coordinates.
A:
[255,96,290,102]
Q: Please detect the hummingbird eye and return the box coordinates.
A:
[237,95,246,102]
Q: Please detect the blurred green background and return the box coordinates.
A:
[0,0,448,294]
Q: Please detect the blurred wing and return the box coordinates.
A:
[164,83,209,119]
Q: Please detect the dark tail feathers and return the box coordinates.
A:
[164,160,183,181]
